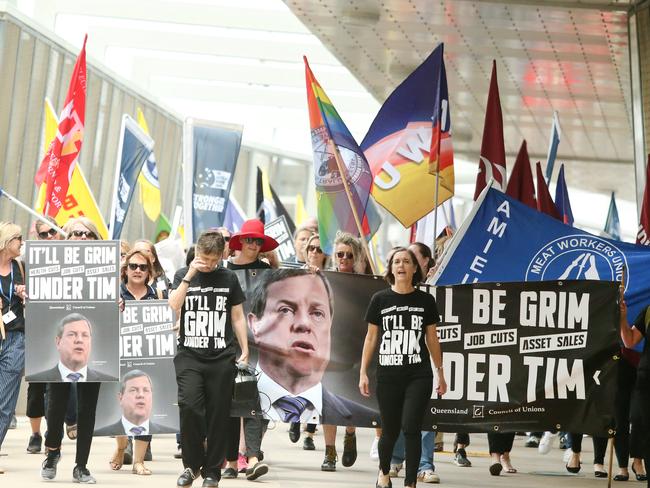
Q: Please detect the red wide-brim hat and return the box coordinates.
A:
[229,219,279,253]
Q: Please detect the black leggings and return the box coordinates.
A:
[615,359,643,466]
[487,433,514,454]
[630,378,650,487]
[377,375,432,486]
[225,416,268,461]
[569,434,608,464]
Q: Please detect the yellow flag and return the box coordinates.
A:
[36,98,109,238]
[295,194,308,226]
[136,108,162,222]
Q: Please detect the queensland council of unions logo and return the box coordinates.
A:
[525,234,628,290]
[310,125,368,193]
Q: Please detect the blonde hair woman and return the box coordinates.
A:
[0,222,27,475]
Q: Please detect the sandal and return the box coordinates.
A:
[110,447,126,471]
[132,462,152,476]
[500,455,517,473]
[66,424,77,440]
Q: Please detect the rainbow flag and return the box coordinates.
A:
[361,43,454,227]
[304,57,379,255]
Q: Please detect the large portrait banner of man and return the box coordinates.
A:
[94,300,178,436]
[25,241,120,382]
[234,268,386,428]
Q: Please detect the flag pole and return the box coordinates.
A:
[432,168,441,260]
[328,140,377,275]
[0,188,67,237]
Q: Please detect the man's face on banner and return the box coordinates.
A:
[119,375,153,425]
[56,320,92,371]
[250,274,332,382]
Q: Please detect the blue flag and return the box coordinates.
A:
[554,164,573,226]
[433,186,650,330]
[109,115,154,239]
[223,196,246,233]
[184,121,243,243]
[604,192,621,241]
[545,111,561,184]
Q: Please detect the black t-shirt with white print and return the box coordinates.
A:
[172,266,245,360]
[365,288,440,380]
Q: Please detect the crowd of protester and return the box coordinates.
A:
[0,214,648,488]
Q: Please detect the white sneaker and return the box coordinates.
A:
[388,463,402,477]
[369,437,380,461]
[538,431,557,455]
[417,469,440,483]
[563,448,573,463]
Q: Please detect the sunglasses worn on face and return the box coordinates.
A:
[11,235,23,242]
[38,228,57,239]
[242,237,264,246]
[128,263,148,272]
[71,230,96,239]
[336,251,353,259]
[307,245,323,254]
[223,236,230,242]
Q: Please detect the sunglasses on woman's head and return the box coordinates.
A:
[128,263,148,272]
[336,251,353,259]
[307,245,323,254]
[38,228,57,239]
[242,237,264,246]
[71,230,96,239]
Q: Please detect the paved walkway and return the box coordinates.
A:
[1,417,620,487]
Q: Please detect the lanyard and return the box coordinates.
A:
[0,264,13,303]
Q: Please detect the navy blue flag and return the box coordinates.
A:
[433,185,650,329]
[109,115,154,239]
[545,111,561,184]
[554,164,574,226]
[183,120,243,243]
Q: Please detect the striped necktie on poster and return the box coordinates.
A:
[273,396,311,423]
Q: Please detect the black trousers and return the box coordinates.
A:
[615,359,643,466]
[226,416,268,460]
[377,374,432,486]
[455,433,470,446]
[487,433,515,454]
[44,382,100,467]
[26,382,46,418]
[629,376,650,487]
[568,433,608,464]
[175,349,236,479]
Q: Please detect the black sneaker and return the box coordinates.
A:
[174,446,183,459]
[27,433,43,454]
[246,461,269,481]
[72,465,96,484]
[303,436,315,451]
[222,467,238,479]
[177,467,198,487]
[41,449,61,480]
[289,422,301,443]
[321,446,337,472]
[525,435,540,448]
[342,432,357,467]
[201,477,219,487]
[454,447,472,467]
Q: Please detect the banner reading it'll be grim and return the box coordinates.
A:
[426,280,619,435]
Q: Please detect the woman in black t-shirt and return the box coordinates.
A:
[360,247,447,488]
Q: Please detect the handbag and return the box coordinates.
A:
[230,362,262,418]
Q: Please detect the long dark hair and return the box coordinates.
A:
[384,247,423,286]
[410,242,435,275]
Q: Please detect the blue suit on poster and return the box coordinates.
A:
[434,187,650,343]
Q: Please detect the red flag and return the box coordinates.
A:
[35,35,87,216]
[637,154,650,245]
[506,140,536,209]
[535,161,562,220]
[473,61,506,200]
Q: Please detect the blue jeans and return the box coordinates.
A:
[390,431,436,472]
[419,431,436,471]
[0,331,25,447]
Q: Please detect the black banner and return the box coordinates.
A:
[428,280,619,435]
